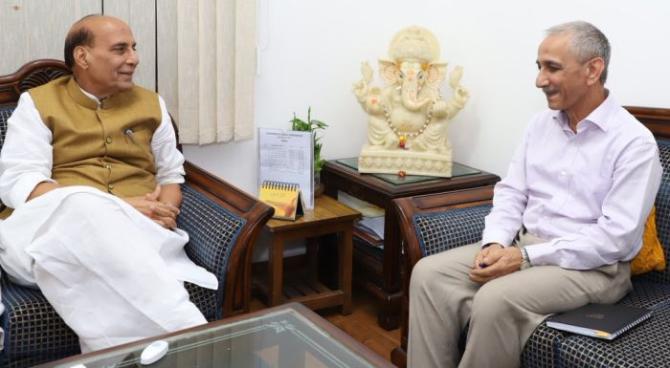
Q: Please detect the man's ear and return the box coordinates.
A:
[73,46,89,69]
[586,57,605,85]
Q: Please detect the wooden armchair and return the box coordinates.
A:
[391,107,670,367]
[0,59,273,367]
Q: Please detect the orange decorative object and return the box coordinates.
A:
[398,170,406,177]
[398,135,407,149]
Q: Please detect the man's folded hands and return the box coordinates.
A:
[470,243,523,283]
[123,186,180,229]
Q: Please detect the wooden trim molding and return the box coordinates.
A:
[624,105,670,139]
[0,59,69,105]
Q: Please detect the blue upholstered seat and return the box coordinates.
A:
[179,184,245,321]
[404,138,670,367]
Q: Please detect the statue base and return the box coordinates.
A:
[358,145,452,177]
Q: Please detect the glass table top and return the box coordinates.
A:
[334,157,481,185]
[48,305,379,368]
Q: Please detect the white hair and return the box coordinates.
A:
[547,21,610,83]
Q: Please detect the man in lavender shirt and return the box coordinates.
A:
[408,21,662,368]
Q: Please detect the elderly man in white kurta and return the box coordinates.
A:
[0,15,216,352]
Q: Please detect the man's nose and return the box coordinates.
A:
[535,71,548,88]
[127,49,139,66]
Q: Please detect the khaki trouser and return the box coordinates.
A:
[408,232,632,368]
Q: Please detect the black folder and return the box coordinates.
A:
[546,303,652,340]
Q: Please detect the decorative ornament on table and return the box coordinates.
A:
[353,26,470,177]
[290,107,329,196]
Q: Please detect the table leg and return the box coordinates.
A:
[268,235,284,306]
[377,204,402,329]
[339,226,353,315]
[306,237,319,285]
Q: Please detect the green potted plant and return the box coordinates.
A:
[290,107,329,189]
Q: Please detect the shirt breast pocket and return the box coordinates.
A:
[123,125,154,161]
[125,125,152,143]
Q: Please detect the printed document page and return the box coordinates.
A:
[258,128,314,209]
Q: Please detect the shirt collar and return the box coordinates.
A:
[78,86,103,106]
[66,76,98,110]
[66,76,129,110]
[551,90,617,133]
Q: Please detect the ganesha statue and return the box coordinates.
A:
[353,26,469,177]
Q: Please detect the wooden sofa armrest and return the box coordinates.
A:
[394,185,495,272]
[182,161,273,317]
[0,59,69,105]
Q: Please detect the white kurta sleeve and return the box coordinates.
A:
[152,96,185,185]
[0,93,55,209]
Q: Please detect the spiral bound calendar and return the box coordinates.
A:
[258,180,304,220]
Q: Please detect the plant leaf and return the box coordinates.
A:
[289,107,328,175]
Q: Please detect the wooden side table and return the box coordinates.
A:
[254,195,360,314]
[321,158,500,329]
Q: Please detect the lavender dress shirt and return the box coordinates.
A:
[482,94,662,270]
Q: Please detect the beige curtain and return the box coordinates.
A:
[176,0,256,144]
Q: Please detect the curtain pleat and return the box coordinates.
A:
[176,0,256,145]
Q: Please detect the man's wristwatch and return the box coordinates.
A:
[520,247,531,270]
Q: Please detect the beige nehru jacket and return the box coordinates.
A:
[28,75,160,198]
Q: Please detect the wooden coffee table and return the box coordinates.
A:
[38,303,394,368]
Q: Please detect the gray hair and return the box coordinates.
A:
[547,21,610,84]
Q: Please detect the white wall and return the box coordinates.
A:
[183,0,670,195]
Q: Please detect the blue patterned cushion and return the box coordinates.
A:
[413,204,491,257]
[619,280,670,310]
[0,105,14,208]
[521,324,566,368]
[178,184,245,320]
[0,105,13,149]
[0,275,78,366]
